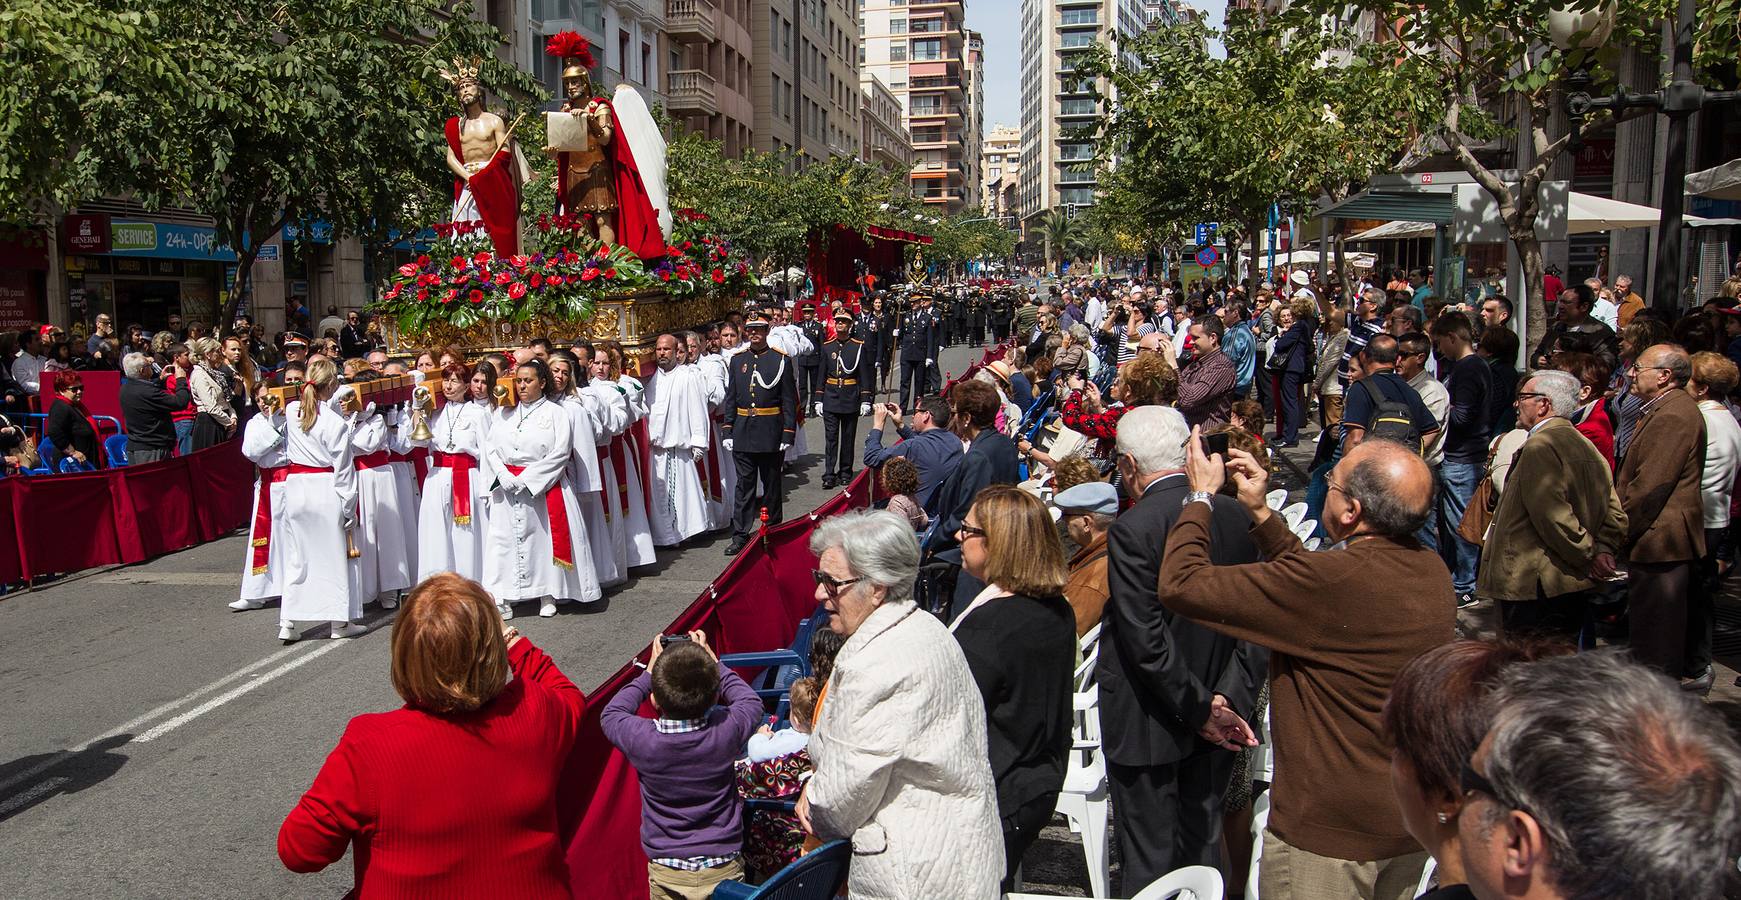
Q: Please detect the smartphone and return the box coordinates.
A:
[659,633,692,647]
[1202,432,1231,458]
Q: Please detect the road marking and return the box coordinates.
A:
[134,639,348,742]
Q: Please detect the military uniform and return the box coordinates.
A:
[794,313,826,403]
[855,305,892,394]
[814,318,872,488]
[721,339,798,550]
[897,301,937,411]
[967,290,986,346]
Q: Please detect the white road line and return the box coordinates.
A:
[0,776,70,818]
[133,639,350,742]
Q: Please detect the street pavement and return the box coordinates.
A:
[0,343,983,899]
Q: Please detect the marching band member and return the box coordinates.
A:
[232,380,290,613]
[603,343,658,568]
[586,348,636,585]
[414,362,493,582]
[814,309,872,489]
[483,359,601,619]
[280,357,368,642]
[549,350,617,587]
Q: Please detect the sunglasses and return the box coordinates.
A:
[958,523,988,540]
[811,569,862,596]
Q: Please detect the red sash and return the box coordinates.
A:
[505,464,575,569]
[249,465,292,575]
[354,450,392,471]
[607,434,631,516]
[696,440,723,502]
[409,447,429,484]
[431,450,477,525]
[628,420,654,519]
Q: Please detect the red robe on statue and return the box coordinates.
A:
[445,117,521,258]
[555,101,664,261]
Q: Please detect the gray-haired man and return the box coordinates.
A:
[118,352,191,464]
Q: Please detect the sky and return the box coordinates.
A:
[968,0,1225,138]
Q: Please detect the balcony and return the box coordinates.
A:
[666,69,719,116]
[666,0,718,44]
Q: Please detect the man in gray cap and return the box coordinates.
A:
[1054,480,1118,637]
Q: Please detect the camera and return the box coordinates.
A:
[659,633,692,647]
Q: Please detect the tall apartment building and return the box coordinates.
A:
[859,0,976,215]
[753,0,862,161]
[665,0,757,157]
[1018,0,1164,241]
[963,29,984,213]
[981,123,1021,222]
[861,75,914,171]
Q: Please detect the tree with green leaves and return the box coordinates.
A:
[1033,208,1087,273]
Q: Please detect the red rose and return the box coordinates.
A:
[473,251,491,265]
[416,288,429,301]
[494,271,511,285]
[451,273,469,285]
[711,268,725,283]
[417,255,430,266]
[508,282,527,299]
[397,263,417,277]
[563,250,580,264]
[581,269,599,282]
[449,256,466,269]
[660,271,672,281]
[604,268,617,279]
[469,289,484,304]
[548,275,564,287]
[531,273,545,288]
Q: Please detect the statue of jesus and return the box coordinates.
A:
[439,57,523,257]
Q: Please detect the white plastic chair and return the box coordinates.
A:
[1265,488,1288,511]
[1079,620,1102,656]
[1051,736,1111,899]
[1290,518,1317,542]
[1416,855,1439,897]
[1280,501,1308,530]
[1303,537,1322,551]
[1247,705,1276,898]
[1131,865,1225,900]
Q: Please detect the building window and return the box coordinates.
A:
[890,18,905,33]
[618,29,631,77]
[1061,187,1095,206]
[1060,30,1097,49]
[890,44,907,61]
[1059,142,1094,161]
[1060,8,1098,26]
[910,38,941,61]
[641,42,652,86]
[1059,98,1097,116]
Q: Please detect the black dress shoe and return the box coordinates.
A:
[723,536,748,557]
[820,474,836,489]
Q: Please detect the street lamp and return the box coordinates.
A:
[1553,1,1741,313]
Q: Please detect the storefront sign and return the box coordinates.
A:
[0,270,40,329]
[109,220,238,262]
[255,244,281,261]
[64,214,112,254]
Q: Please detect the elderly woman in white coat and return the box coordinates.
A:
[279,357,369,642]
[796,509,1003,899]
[483,358,601,619]
[414,362,494,582]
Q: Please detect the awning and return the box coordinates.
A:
[1319,190,1456,225]
[1567,192,1710,234]
[1687,159,1741,201]
[1348,220,1436,241]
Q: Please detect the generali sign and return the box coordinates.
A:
[63,213,112,254]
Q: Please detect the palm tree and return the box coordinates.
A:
[1035,208,1086,274]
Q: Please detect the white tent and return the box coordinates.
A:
[1348,220,1435,241]
[1687,159,1741,201]
[1567,192,1711,234]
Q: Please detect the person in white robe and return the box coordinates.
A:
[233,381,290,611]
[483,359,601,618]
[615,365,659,568]
[413,364,494,583]
[279,357,368,642]
[383,401,422,594]
[769,315,813,463]
[691,332,735,531]
[585,359,634,585]
[549,351,616,588]
[351,404,415,605]
[645,335,714,546]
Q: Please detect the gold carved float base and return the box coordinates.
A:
[380,288,746,356]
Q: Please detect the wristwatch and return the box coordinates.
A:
[1182,490,1215,509]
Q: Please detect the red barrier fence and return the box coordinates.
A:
[0,442,254,585]
[558,340,1009,899]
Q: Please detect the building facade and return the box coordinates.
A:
[666,0,757,157]
[981,123,1021,223]
[753,0,862,161]
[860,75,914,171]
[1018,0,1154,240]
[859,0,976,214]
[963,29,985,213]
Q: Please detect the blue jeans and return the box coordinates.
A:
[1415,467,1441,553]
[174,419,193,456]
[1439,459,1482,595]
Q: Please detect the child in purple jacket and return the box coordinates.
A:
[601,630,764,898]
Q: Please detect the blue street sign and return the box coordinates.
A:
[1195,245,1220,268]
[1194,223,1219,245]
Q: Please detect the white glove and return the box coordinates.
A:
[925,358,934,366]
[340,507,359,532]
[498,473,522,494]
[690,446,705,462]
[722,438,734,452]
[813,401,824,417]
[780,442,791,452]
[859,403,871,416]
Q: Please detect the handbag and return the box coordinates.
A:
[1457,441,1517,546]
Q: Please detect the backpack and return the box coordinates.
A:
[1358,376,1424,454]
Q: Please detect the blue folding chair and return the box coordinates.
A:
[717,601,826,720]
[104,433,129,467]
[30,436,56,475]
[710,839,852,900]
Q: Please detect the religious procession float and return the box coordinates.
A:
[371,32,756,355]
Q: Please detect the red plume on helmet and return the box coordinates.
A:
[544,31,596,69]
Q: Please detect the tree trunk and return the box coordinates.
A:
[220,248,257,340]
[1245,212,1264,299]
[1512,227,1548,354]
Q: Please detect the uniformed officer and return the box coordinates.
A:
[855,294,892,395]
[967,288,986,347]
[813,310,872,490]
[793,303,826,403]
[720,313,798,556]
[896,293,937,412]
[950,285,970,346]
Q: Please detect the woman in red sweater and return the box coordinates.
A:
[278,573,584,898]
[1558,351,1616,470]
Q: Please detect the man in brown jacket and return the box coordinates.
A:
[1476,369,1627,641]
[1615,343,1706,676]
[1161,432,1454,900]
[1054,480,1115,637]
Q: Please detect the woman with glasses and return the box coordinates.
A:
[951,485,1076,890]
[44,369,101,469]
[1381,639,1563,899]
[796,509,1004,899]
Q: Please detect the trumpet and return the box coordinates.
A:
[408,385,436,442]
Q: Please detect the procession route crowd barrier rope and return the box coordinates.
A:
[559,340,1010,898]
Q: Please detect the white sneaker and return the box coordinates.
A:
[380,594,399,610]
[498,602,514,621]
[330,622,368,639]
[229,598,264,611]
[278,623,298,643]
[539,601,558,618]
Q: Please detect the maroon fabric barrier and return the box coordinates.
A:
[0,441,254,584]
[559,341,1010,899]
